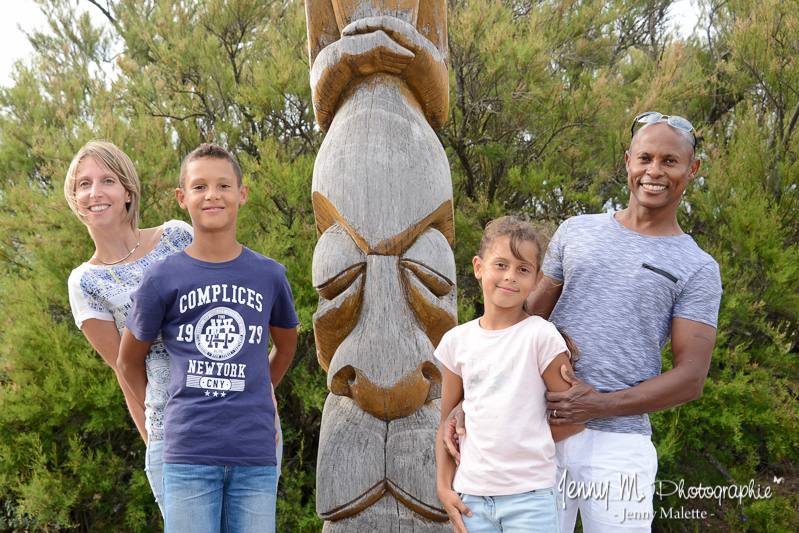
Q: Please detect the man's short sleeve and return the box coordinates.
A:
[126,270,168,341]
[673,261,723,328]
[269,271,300,330]
[542,219,569,282]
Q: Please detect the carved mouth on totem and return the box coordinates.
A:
[316,396,449,522]
[330,361,442,420]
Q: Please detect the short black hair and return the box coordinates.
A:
[179,143,243,188]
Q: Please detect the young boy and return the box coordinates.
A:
[118,144,298,533]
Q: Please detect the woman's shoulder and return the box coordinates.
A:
[67,262,94,292]
[160,219,194,240]
[146,219,193,254]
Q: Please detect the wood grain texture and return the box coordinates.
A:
[306,0,454,529]
[317,395,449,528]
[322,493,449,533]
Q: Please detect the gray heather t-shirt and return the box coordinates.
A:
[543,212,722,435]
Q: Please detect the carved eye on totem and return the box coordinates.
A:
[399,228,457,347]
[312,223,366,371]
[312,223,458,372]
[317,263,365,301]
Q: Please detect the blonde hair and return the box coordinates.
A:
[64,140,141,231]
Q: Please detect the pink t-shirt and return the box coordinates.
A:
[435,315,568,495]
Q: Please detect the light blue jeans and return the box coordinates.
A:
[144,439,165,516]
[459,488,560,532]
[163,463,278,533]
[146,415,283,523]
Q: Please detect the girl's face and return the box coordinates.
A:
[75,156,131,230]
[473,236,543,313]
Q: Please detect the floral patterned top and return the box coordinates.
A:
[68,220,193,441]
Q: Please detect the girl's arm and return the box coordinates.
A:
[80,318,148,444]
[436,366,471,533]
[541,352,585,442]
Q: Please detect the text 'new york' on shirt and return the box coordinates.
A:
[127,246,299,466]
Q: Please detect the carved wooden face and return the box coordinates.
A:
[312,193,457,421]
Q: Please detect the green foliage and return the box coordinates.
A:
[0,0,797,531]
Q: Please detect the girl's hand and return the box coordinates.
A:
[438,489,471,533]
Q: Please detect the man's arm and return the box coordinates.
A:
[268,325,298,388]
[547,317,716,425]
[525,275,563,319]
[541,351,585,441]
[117,327,153,408]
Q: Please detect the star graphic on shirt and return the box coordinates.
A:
[205,390,210,396]
[221,392,226,397]
[213,391,219,397]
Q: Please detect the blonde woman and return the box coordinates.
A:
[65,140,193,514]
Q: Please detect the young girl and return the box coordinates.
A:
[435,216,584,533]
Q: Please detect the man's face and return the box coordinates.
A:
[625,122,700,214]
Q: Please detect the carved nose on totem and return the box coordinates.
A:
[330,360,442,421]
[326,255,443,421]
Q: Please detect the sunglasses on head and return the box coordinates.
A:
[631,112,697,148]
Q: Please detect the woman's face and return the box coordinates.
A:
[74,156,131,229]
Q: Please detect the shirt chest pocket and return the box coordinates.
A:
[633,263,682,316]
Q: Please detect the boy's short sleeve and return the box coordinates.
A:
[542,218,569,282]
[126,269,168,341]
[269,269,300,330]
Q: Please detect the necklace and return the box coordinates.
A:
[93,229,141,266]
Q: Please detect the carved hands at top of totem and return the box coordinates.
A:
[306,0,455,531]
[306,1,449,132]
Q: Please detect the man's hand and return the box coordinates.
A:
[546,366,610,426]
[442,401,466,465]
[437,489,471,533]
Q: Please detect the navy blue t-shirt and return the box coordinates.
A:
[127,247,299,466]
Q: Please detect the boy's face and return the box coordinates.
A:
[175,157,248,232]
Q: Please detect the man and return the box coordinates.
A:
[444,113,723,532]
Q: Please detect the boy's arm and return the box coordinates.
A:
[117,327,153,407]
[541,351,585,442]
[436,366,471,533]
[268,325,297,388]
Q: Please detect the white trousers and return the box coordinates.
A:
[555,429,658,532]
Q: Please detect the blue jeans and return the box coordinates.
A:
[163,463,278,533]
[460,488,560,532]
[150,415,283,526]
[144,439,165,517]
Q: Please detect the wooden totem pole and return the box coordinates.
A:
[305,1,455,530]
